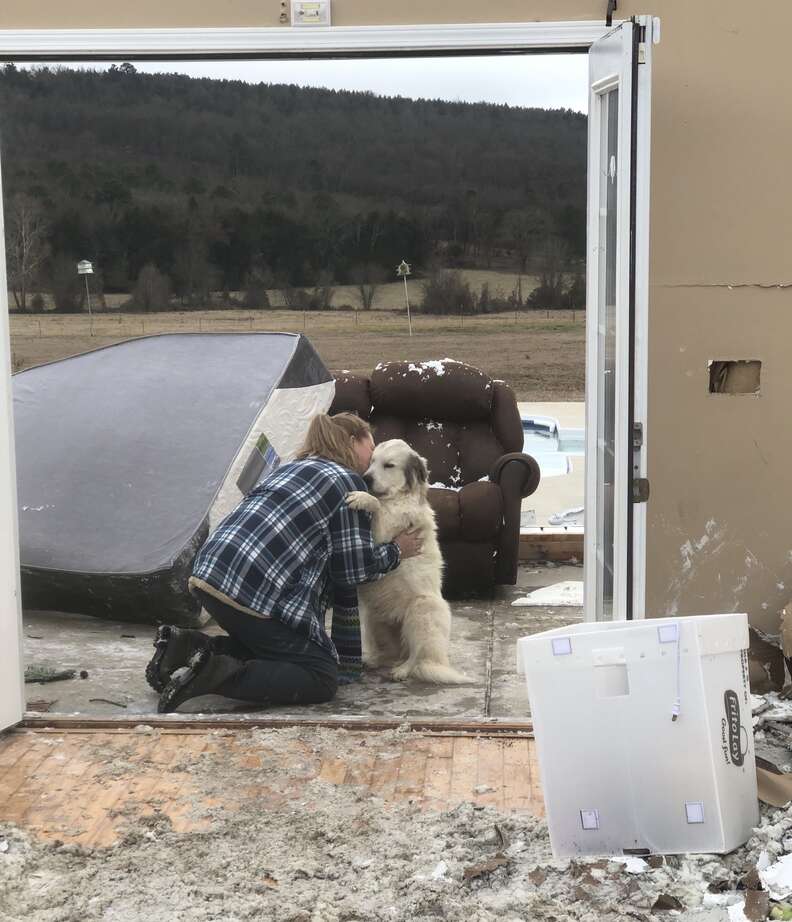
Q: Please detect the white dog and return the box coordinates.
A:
[346,438,471,684]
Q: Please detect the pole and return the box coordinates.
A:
[84,274,93,335]
[403,275,412,337]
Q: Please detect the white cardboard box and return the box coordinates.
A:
[516,613,759,857]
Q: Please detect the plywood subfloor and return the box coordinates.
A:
[0,727,543,849]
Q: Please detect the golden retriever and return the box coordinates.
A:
[346,438,471,684]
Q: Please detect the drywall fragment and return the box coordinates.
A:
[759,854,792,901]
[511,581,583,607]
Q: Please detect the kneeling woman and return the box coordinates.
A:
[147,412,421,712]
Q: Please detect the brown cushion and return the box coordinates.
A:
[428,488,460,539]
[441,540,497,593]
[491,382,523,453]
[330,374,371,420]
[459,482,503,541]
[457,422,505,483]
[371,360,493,422]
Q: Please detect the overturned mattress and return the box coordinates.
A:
[14,333,334,625]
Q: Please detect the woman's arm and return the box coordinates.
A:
[330,582,363,684]
[328,501,401,587]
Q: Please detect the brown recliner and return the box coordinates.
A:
[330,359,540,594]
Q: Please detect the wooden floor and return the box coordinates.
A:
[0,727,543,849]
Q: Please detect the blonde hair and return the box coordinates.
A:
[295,412,373,470]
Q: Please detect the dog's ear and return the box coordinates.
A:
[404,452,429,490]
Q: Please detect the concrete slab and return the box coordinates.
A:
[490,563,584,719]
[22,562,584,721]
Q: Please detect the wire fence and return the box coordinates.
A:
[9,307,585,340]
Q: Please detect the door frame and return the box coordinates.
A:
[583,17,653,624]
[0,18,624,728]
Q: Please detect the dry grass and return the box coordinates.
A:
[9,306,585,401]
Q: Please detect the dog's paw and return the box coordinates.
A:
[391,662,412,682]
[346,491,379,513]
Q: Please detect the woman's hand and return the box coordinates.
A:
[394,528,423,560]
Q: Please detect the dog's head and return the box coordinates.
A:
[363,439,429,500]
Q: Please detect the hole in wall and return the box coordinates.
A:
[708,360,761,395]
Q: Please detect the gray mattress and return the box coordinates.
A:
[13,332,332,625]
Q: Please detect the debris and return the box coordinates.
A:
[88,698,128,708]
[79,670,89,679]
[463,853,510,881]
[615,857,649,874]
[25,699,55,713]
[651,894,684,912]
[728,902,751,922]
[511,580,583,607]
[743,890,770,922]
[24,664,76,684]
[259,876,279,890]
[741,866,763,890]
[760,854,792,900]
[770,902,792,920]
[26,634,44,640]
[0,840,8,853]
[431,861,448,880]
[473,784,496,795]
[749,628,787,694]
[120,634,136,639]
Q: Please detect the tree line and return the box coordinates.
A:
[0,63,587,313]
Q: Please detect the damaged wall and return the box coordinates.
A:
[3,1,792,641]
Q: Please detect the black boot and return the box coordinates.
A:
[145,625,213,693]
[158,650,244,713]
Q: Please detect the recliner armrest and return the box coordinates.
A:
[489,452,541,499]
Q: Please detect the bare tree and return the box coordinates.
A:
[351,262,385,311]
[507,211,542,275]
[131,263,172,312]
[6,196,49,311]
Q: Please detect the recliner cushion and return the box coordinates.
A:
[330,374,372,420]
[371,360,493,422]
[427,488,461,540]
[459,482,503,541]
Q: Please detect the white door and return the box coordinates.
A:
[0,153,26,730]
[584,17,656,622]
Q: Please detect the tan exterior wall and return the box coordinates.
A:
[3,1,791,634]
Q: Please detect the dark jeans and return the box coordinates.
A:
[194,589,338,705]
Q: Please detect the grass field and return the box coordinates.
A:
[9,305,585,401]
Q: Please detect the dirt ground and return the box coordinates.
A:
[9,308,585,401]
[0,724,786,922]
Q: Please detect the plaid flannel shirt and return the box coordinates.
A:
[191,457,400,660]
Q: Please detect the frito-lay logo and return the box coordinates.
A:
[723,690,744,767]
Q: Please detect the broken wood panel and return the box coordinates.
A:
[394,745,429,799]
[449,736,480,803]
[475,740,506,809]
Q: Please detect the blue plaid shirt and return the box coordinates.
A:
[192,457,400,659]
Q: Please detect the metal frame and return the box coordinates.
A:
[0,22,610,59]
[583,17,653,623]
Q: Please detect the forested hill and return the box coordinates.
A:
[0,63,586,296]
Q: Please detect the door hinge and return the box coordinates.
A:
[638,42,647,64]
[632,423,649,502]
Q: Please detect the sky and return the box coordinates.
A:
[58,54,589,113]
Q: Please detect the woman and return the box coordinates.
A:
[146,412,422,712]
